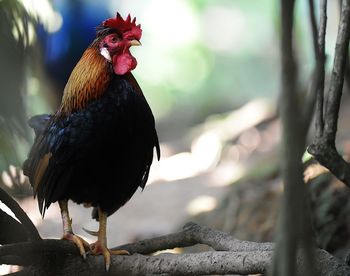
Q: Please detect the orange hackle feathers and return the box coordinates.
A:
[60,47,111,114]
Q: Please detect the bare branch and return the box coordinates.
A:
[0,240,78,261]
[338,0,350,93]
[0,223,348,275]
[308,0,319,58]
[112,222,273,254]
[308,0,350,186]
[0,187,40,241]
[323,0,350,142]
[31,249,350,276]
[315,0,327,138]
[61,251,272,276]
[306,0,327,138]
[112,226,197,255]
[0,209,27,245]
[6,270,34,276]
[273,0,316,275]
[344,51,350,92]
[0,223,274,262]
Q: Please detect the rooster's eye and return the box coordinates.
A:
[111,36,117,42]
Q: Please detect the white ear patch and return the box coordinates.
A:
[100,47,112,62]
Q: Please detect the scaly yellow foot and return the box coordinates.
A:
[88,207,130,271]
[62,232,90,259]
[90,240,129,271]
[59,200,90,259]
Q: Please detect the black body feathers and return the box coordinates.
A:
[23,76,160,219]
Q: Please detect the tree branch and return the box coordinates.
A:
[6,270,34,276]
[315,0,327,138]
[305,0,327,138]
[273,0,316,275]
[112,222,274,254]
[308,0,319,59]
[0,209,27,245]
[308,0,350,186]
[0,222,348,275]
[323,0,350,142]
[0,186,40,241]
[62,251,273,276]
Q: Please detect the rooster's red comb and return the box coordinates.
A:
[103,13,142,40]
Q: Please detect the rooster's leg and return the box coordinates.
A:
[89,208,129,271]
[59,200,89,259]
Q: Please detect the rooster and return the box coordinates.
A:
[23,13,160,270]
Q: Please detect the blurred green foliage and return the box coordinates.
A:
[0,0,38,170]
[131,0,280,120]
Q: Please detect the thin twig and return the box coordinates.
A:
[308,0,319,58]
[304,0,327,137]
[338,0,350,93]
[315,0,327,138]
[344,52,350,92]
[0,186,40,241]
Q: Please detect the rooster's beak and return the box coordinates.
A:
[129,39,141,46]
